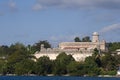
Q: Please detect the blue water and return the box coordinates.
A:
[0,76,119,80]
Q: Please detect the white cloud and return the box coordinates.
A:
[8,0,17,11]
[9,1,16,8]
[99,23,120,33]
[33,0,120,10]
[32,3,43,11]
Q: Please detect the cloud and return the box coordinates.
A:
[99,23,120,33]
[0,0,17,15]
[33,0,120,10]
[8,0,17,12]
[32,3,43,11]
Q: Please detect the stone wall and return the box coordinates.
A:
[59,41,106,51]
[34,49,93,61]
[34,32,105,61]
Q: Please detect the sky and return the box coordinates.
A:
[0,0,120,47]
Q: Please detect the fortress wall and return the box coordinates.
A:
[34,51,92,61]
[35,53,59,60]
[72,53,92,61]
[34,32,105,61]
[59,42,106,51]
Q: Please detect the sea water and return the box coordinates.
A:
[0,76,119,80]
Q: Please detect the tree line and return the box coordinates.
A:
[74,36,91,42]
[0,40,120,76]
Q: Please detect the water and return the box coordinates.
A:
[0,76,119,80]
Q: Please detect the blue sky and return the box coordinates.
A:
[0,0,120,46]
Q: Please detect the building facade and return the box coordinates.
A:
[34,32,106,61]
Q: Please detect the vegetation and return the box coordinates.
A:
[74,37,81,42]
[35,56,52,75]
[107,42,120,51]
[53,52,75,75]
[29,40,51,54]
[0,41,119,76]
[82,36,91,42]
[74,36,91,42]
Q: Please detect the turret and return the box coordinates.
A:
[92,32,99,42]
[40,44,45,51]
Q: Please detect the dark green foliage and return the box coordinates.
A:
[114,54,120,64]
[67,61,86,76]
[2,42,35,75]
[53,52,75,75]
[0,45,9,56]
[0,59,6,74]
[74,37,81,42]
[107,42,120,51]
[36,56,52,75]
[15,59,35,75]
[82,36,91,42]
[32,40,51,52]
[84,56,101,76]
[74,36,91,42]
[101,53,117,71]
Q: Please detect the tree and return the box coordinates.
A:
[83,49,102,76]
[32,40,51,52]
[53,52,75,75]
[99,53,118,75]
[101,53,117,71]
[36,56,52,75]
[74,37,81,42]
[85,56,101,76]
[5,42,35,74]
[107,42,120,51]
[67,61,84,76]
[9,42,27,55]
[14,59,35,75]
[0,45,9,57]
[82,36,91,42]
[0,59,6,75]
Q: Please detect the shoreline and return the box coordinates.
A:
[0,74,120,77]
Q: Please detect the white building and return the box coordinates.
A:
[116,49,120,55]
[117,66,120,75]
[34,32,106,61]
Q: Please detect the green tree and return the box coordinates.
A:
[0,59,6,74]
[101,53,117,71]
[36,56,52,75]
[0,45,9,57]
[53,52,75,75]
[67,61,85,76]
[74,37,81,42]
[32,40,51,52]
[5,43,35,74]
[107,42,120,51]
[114,54,120,64]
[14,59,35,75]
[85,56,101,76]
[92,48,102,67]
[82,36,91,42]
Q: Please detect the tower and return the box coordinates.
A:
[92,32,99,42]
[40,44,45,51]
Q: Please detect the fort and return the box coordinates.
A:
[34,32,106,61]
